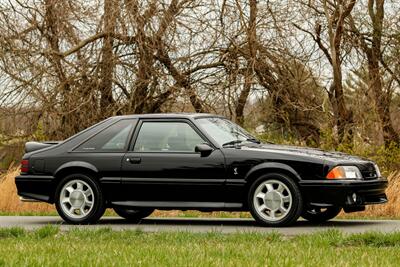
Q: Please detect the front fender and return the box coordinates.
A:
[244,162,302,182]
[54,161,99,176]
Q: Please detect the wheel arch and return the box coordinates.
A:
[54,161,99,178]
[51,162,100,202]
[245,162,302,187]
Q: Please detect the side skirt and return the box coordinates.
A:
[111,201,243,210]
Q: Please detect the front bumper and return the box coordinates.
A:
[299,178,388,210]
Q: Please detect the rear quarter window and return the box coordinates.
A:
[74,119,136,152]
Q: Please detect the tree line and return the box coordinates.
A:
[0,0,399,148]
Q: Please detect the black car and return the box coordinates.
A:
[15,113,388,226]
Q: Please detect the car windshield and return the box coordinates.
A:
[196,117,258,146]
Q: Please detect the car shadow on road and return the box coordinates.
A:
[93,217,382,228]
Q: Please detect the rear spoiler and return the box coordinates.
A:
[25,141,61,153]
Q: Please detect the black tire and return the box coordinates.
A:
[248,173,303,227]
[113,207,154,222]
[301,206,342,223]
[55,173,106,224]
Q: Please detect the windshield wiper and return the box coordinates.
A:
[246,138,261,144]
[222,140,243,147]
[222,138,261,147]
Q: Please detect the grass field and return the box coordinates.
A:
[0,226,400,266]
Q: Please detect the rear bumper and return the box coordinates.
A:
[299,178,388,210]
[15,175,55,203]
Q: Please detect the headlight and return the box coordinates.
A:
[374,164,381,177]
[326,166,362,179]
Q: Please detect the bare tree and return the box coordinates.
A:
[0,0,398,152]
[349,0,399,146]
[295,0,357,145]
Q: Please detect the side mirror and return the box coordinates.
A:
[195,143,213,157]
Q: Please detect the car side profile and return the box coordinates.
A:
[15,113,388,226]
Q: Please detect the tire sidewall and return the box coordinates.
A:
[113,207,154,222]
[248,173,303,227]
[301,206,342,223]
[55,173,105,224]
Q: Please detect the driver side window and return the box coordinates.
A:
[133,121,205,152]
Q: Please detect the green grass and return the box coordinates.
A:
[0,227,400,266]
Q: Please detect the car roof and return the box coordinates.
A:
[114,113,225,120]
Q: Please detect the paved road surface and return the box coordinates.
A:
[1,216,400,235]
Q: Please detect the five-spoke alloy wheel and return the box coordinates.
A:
[249,173,303,226]
[55,173,105,224]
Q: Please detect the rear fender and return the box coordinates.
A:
[54,161,99,177]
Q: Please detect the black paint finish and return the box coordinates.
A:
[15,113,388,212]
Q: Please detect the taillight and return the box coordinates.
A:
[20,160,29,173]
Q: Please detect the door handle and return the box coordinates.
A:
[126,157,141,164]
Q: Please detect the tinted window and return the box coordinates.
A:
[133,122,204,152]
[75,120,135,151]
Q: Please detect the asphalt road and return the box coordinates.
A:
[1,216,400,235]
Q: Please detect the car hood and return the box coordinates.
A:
[240,143,368,163]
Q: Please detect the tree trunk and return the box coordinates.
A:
[99,0,118,118]
[235,0,257,125]
[324,0,355,145]
[368,57,399,146]
[367,0,399,145]
[44,0,75,138]
[331,64,353,144]
[235,71,252,125]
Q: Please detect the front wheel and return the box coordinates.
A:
[55,173,106,224]
[301,206,342,223]
[248,173,303,227]
[113,207,154,222]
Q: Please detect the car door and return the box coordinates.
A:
[120,119,226,202]
[70,119,137,202]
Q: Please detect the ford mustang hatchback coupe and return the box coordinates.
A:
[15,113,388,226]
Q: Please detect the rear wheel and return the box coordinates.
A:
[113,207,154,222]
[55,173,105,224]
[248,173,303,227]
[301,206,342,223]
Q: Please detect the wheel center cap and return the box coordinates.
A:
[70,191,84,208]
[265,191,282,210]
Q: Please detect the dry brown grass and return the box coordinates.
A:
[1,167,399,218]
